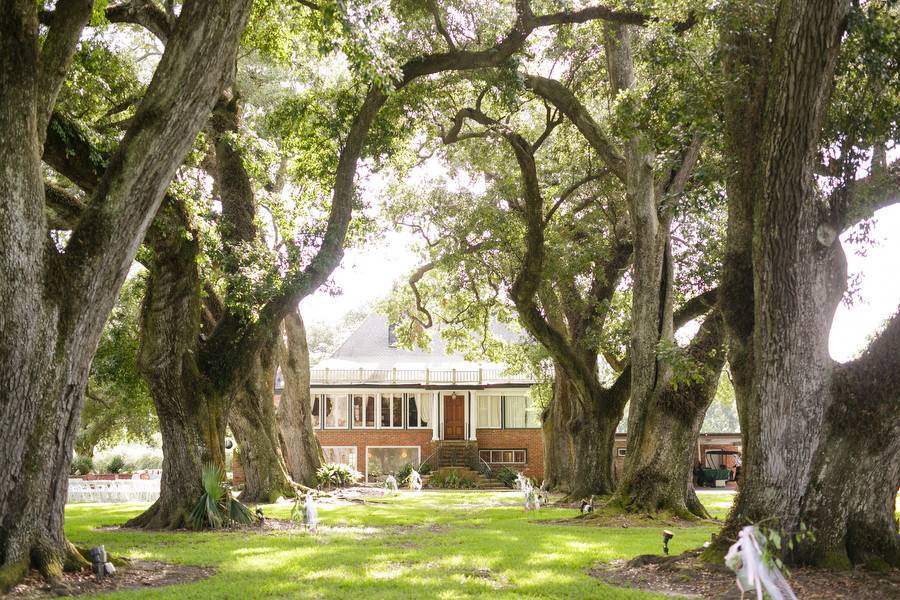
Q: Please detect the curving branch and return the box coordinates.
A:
[837,159,900,230]
[674,287,718,330]
[105,0,173,43]
[37,0,93,142]
[523,74,626,181]
[425,0,456,50]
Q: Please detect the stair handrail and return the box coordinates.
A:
[421,444,442,471]
[465,446,492,479]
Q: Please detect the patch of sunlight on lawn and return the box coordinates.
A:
[61,492,732,599]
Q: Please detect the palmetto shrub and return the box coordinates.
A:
[188,463,254,529]
[316,463,362,488]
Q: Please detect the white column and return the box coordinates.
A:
[469,392,478,441]
[431,391,440,440]
[464,392,472,440]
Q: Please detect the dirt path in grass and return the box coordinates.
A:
[6,561,214,598]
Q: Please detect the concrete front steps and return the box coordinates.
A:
[422,466,509,491]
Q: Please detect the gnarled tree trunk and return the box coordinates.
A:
[0,0,251,586]
[716,0,900,568]
[229,330,295,503]
[614,313,725,518]
[125,204,228,529]
[541,367,577,492]
[275,311,322,486]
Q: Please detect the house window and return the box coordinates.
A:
[352,394,377,428]
[324,394,349,428]
[380,393,404,428]
[311,394,321,429]
[479,449,526,464]
[323,446,357,469]
[477,395,502,428]
[504,395,541,428]
[617,447,626,457]
[366,446,420,482]
[407,393,432,428]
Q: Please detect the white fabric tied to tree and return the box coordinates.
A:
[384,475,399,495]
[725,526,798,600]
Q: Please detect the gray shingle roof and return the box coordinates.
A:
[315,312,520,371]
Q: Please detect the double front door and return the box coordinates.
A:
[443,394,465,440]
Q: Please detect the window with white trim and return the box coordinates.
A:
[324,394,349,428]
[380,393,404,428]
[323,446,357,469]
[311,394,322,429]
[479,449,526,464]
[407,393,432,428]
[477,395,502,428]
[504,395,541,428]
[617,447,626,457]
[352,394,377,428]
[366,446,420,482]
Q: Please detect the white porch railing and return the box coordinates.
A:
[67,478,160,503]
[309,367,534,386]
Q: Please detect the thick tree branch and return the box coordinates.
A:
[44,182,86,230]
[37,0,93,142]
[834,307,900,416]
[523,74,626,181]
[673,287,718,331]
[61,0,252,318]
[837,160,900,230]
[210,89,257,245]
[105,0,172,43]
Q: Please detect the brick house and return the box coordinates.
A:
[276,313,543,483]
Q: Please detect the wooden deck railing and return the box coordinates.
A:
[308,367,533,386]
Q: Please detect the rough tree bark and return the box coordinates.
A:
[0,0,251,587]
[125,201,230,529]
[229,331,295,503]
[275,311,323,487]
[541,366,577,492]
[614,312,725,519]
[715,0,900,567]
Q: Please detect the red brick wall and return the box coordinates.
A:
[475,428,544,480]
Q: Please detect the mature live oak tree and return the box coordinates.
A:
[393,8,727,509]
[715,0,900,567]
[0,0,252,587]
[132,0,669,523]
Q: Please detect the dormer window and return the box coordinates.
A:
[388,323,398,347]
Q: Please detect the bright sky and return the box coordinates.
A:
[300,203,900,364]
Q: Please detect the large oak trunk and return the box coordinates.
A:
[229,331,294,503]
[125,205,228,528]
[716,0,900,568]
[614,314,725,518]
[541,368,577,492]
[0,0,251,585]
[275,312,322,486]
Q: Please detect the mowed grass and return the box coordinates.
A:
[64,491,735,599]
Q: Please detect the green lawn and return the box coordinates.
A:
[64,491,736,599]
